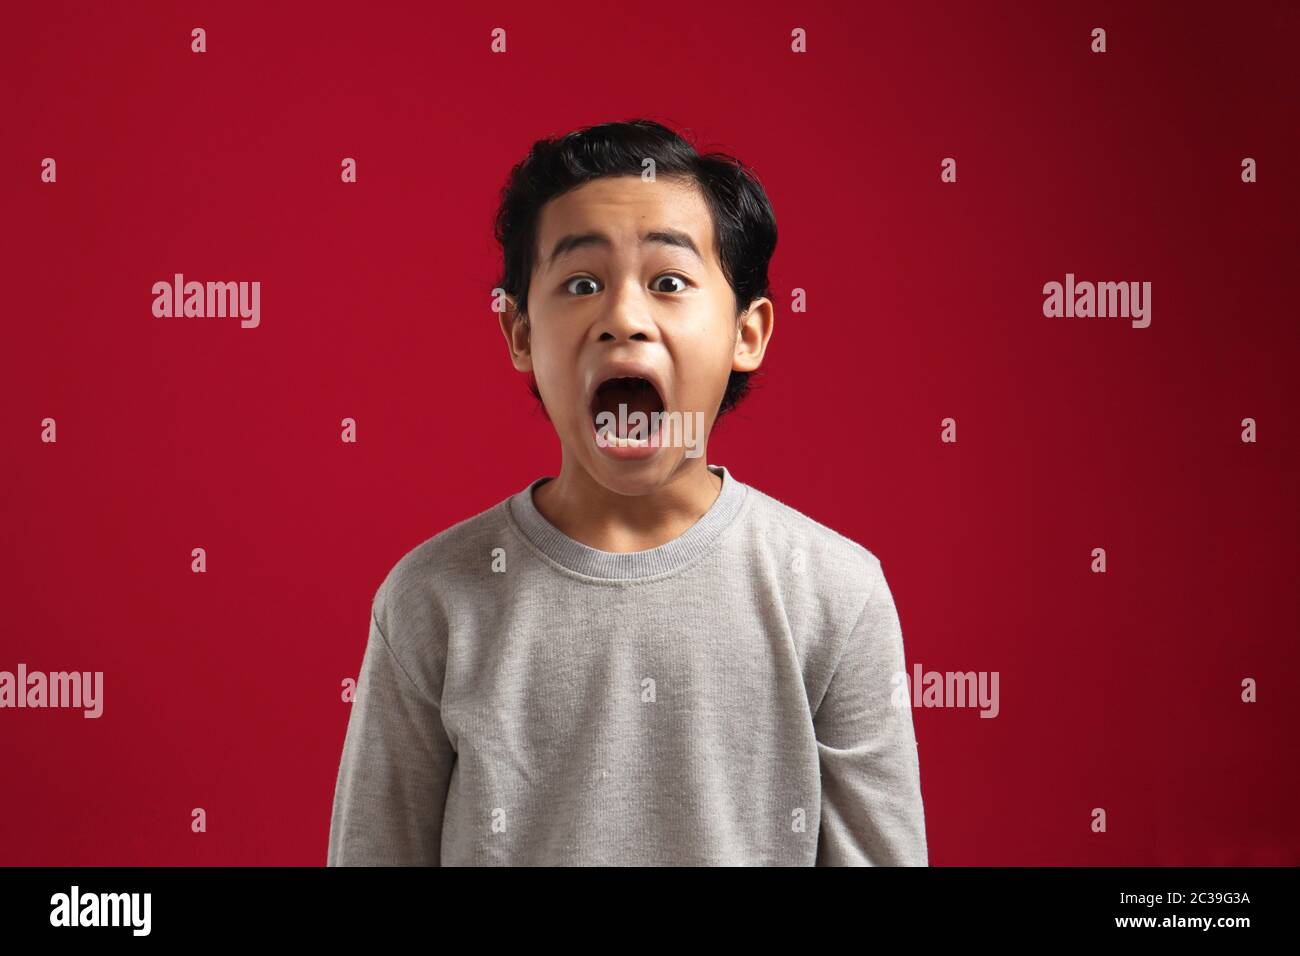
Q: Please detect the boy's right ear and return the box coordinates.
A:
[498,294,534,373]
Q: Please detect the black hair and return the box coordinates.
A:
[492,118,777,418]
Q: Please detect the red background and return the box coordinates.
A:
[2,1,1296,865]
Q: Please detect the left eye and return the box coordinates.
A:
[653,275,687,293]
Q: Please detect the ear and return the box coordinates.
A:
[498,294,534,373]
[732,297,774,373]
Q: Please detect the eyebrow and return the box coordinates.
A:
[545,229,704,268]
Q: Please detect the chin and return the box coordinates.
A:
[582,446,694,497]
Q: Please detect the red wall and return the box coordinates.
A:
[2,0,1295,865]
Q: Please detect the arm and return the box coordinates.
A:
[813,563,929,865]
[327,610,456,865]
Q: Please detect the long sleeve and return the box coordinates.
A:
[813,564,929,865]
[327,610,456,865]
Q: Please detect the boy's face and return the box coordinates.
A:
[501,174,771,495]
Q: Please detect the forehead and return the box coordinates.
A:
[534,175,716,270]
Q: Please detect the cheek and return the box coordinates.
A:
[528,328,586,421]
[529,326,576,381]
[673,323,737,403]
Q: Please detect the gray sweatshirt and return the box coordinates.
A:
[327,464,928,865]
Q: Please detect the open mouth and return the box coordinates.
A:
[590,376,665,446]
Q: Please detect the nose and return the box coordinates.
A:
[594,277,658,343]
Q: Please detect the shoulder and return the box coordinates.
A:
[736,482,899,705]
[744,483,885,577]
[370,495,513,653]
[742,482,888,612]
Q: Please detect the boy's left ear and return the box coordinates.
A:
[732,297,774,373]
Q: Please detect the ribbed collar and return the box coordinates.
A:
[507,464,748,580]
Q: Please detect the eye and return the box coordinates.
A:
[652,274,689,293]
[565,276,601,296]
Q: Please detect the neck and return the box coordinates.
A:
[532,456,723,553]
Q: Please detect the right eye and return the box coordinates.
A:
[566,276,601,296]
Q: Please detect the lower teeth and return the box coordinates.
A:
[596,425,650,447]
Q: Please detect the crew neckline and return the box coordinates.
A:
[506,464,748,580]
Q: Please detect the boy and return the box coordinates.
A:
[327,119,928,866]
